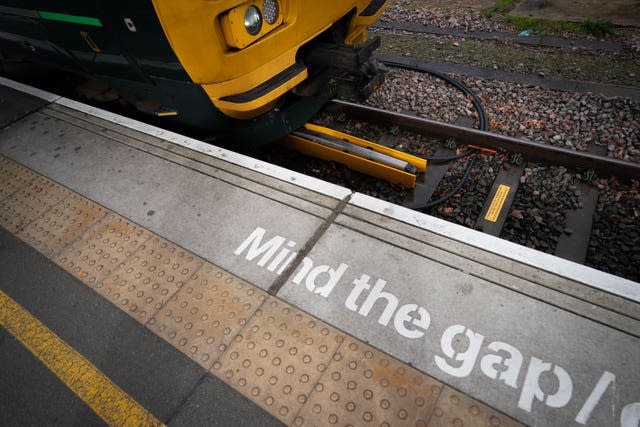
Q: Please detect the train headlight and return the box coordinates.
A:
[244,5,262,35]
[262,0,279,25]
[221,1,284,49]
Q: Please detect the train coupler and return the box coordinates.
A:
[303,36,387,100]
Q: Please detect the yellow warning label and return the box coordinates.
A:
[485,184,511,223]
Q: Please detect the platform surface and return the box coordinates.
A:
[0,77,639,427]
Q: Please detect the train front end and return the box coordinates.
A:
[152,0,388,143]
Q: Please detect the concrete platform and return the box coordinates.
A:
[0,76,639,427]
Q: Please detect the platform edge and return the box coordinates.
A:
[0,76,61,103]
[53,99,351,201]
[349,192,640,303]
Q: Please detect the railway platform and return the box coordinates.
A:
[0,77,639,427]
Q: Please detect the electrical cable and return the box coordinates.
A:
[422,153,478,210]
[379,59,489,132]
[378,59,490,208]
[381,59,488,158]
[423,150,475,163]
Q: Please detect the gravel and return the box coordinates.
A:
[272,8,640,280]
[587,178,640,282]
[374,30,640,87]
[427,154,502,228]
[367,67,640,162]
[380,0,511,33]
[272,3,639,281]
[379,0,640,45]
[500,166,581,253]
[367,69,479,126]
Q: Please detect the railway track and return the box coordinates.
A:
[330,99,640,179]
[371,21,627,53]
[272,95,639,282]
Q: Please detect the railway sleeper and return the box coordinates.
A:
[476,161,527,237]
[553,145,607,264]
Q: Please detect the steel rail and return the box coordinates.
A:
[330,99,640,179]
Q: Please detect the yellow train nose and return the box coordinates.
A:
[152,0,388,119]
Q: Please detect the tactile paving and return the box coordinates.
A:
[0,156,38,201]
[148,264,268,368]
[57,213,152,287]
[0,159,530,426]
[0,176,69,233]
[295,336,443,427]
[95,236,205,324]
[211,297,344,425]
[428,386,524,427]
[18,193,107,258]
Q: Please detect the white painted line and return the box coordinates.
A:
[349,192,640,303]
[0,76,61,103]
[54,97,351,201]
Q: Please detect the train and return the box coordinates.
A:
[0,1,388,145]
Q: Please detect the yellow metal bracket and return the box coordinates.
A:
[80,31,100,53]
[281,124,427,188]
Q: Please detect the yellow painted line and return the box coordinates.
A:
[485,184,511,223]
[0,289,165,427]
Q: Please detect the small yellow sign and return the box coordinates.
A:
[485,184,511,223]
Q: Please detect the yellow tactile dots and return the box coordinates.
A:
[429,387,522,427]
[295,336,443,426]
[94,235,205,324]
[18,193,106,258]
[57,213,152,288]
[212,297,344,425]
[0,156,37,200]
[0,176,69,233]
[148,264,268,368]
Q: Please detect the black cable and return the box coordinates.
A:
[421,153,478,210]
[379,59,489,131]
[378,59,490,208]
[423,150,475,163]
